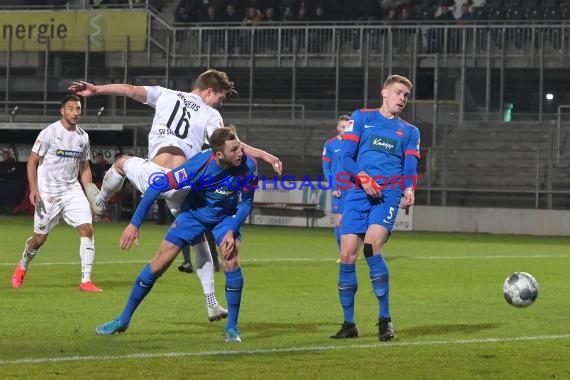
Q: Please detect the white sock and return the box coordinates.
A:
[193,240,217,305]
[19,237,38,270]
[80,236,95,283]
[97,165,125,202]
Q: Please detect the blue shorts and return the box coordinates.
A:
[341,188,402,235]
[331,191,346,214]
[165,212,242,248]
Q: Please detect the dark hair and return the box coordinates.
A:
[60,94,81,108]
[209,126,238,153]
[195,69,235,94]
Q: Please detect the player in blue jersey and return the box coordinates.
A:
[95,126,257,343]
[322,115,350,254]
[330,75,420,342]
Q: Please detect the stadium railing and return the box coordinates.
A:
[250,202,322,228]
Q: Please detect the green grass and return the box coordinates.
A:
[1,215,570,379]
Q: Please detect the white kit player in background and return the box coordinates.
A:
[68,69,283,322]
[11,94,103,292]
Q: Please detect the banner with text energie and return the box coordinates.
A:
[0,10,147,52]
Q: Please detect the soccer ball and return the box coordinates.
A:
[503,272,539,307]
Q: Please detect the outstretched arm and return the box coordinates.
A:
[241,142,282,175]
[67,81,148,104]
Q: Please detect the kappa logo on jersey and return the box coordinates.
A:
[56,149,82,158]
[396,128,404,136]
[213,187,235,198]
[345,120,354,132]
[369,136,397,153]
[174,168,188,184]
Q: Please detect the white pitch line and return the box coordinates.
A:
[0,254,570,267]
[1,334,569,366]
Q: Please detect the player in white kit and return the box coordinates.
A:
[11,94,102,292]
[68,69,282,321]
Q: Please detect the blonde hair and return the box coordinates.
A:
[383,75,412,90]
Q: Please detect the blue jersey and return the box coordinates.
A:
[322,136,344,190]
[131,150,258,233]
[342,108,420,189]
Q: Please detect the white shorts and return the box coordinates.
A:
[34,184,92,234]
[123,157,190,215]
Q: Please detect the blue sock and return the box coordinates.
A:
[334,225,341,250]
[367,255,390,319]
[338,263,358,323]
[119,264,158,325]
[225,267,243,330]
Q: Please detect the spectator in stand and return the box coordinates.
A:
[0,150,18,180]
[197,0,214,18]
[242,6,264,24]
[399,6,413,21]
[281,5,295,21]
[384,8,398,22]
[458,2,474,21]
[313,4,329,22]
[199,5,221,22]
[175,0,199,23]
[224,3,242,22]
[265,6,277,22]
[91,153,109,185]
[435,4,456,21]
[295,2,309,21]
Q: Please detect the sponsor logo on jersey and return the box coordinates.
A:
[214,187,235,196]
[369,136,397,153]
[174,168,188,184]
[55,149,82,158]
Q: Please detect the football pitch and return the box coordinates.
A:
[0,215,569,379]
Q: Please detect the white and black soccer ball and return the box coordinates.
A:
[503,272,539,308]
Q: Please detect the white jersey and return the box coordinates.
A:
[144,86,224,160]
[33,121,91,196]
